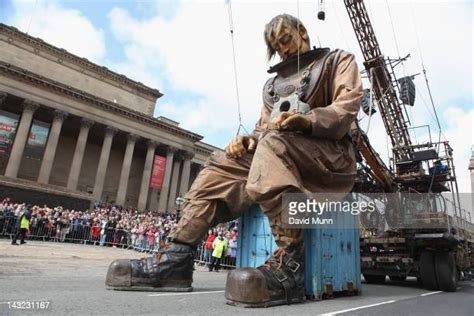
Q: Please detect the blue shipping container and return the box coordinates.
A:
[236,205,361,299]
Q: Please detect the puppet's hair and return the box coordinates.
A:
[264,14,310,61]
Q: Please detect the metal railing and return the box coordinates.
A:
[0,215,238,268]
[194,241,237,269]
[1,216,166,250]
[194,241,236,269]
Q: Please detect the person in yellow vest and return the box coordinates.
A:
[12,206,31,245]
[209,232,228,272]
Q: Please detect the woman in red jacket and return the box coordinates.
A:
[147,225,157,253]
[90,220,101,245]
[204,230,215,266]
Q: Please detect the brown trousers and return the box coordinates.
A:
[169,130,355,248]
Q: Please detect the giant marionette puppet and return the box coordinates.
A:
[106,13,362,307]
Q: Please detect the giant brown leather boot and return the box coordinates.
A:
[105,242,194,292]
[225,242,305,307]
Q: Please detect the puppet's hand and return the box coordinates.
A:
[270,112,311,133]
[269,111,293,130]
[225,135,257,159]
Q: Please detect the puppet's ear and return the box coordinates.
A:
[299,25,309,41]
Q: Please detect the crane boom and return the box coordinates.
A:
[344,0,412,163]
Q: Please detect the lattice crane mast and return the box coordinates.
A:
[344,0,412,166]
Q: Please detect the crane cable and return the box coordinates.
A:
[386,0,445,195]
[297,0,301,96]
[26,0,39,35]
[408,2,447,195]
[385,0,419,140]
[330,0,355,54]
[226,0,249,136]
[409,1,442,141]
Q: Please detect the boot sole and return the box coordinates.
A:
[226,296,305,308]
[108,286,193,292]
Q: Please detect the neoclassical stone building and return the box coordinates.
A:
[0,23,219,211]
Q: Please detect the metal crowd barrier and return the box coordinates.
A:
[0,214,237,268]
[0,215,16,237]
[194,241,237,269]
[0,215,136,249]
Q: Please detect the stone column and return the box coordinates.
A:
[4,100,39,178]
[178,152,194,197]
[137,140,158,210]
[167,153,182,211]
[37,110,68,184]
[67,119,94,190]
[189,162,201,188]
[158,147,177,213]
[115,134,138,206]
[93,126,117,201]
[148,189,159,211]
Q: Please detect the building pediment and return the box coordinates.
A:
[0,23,162,100]
[0,61,202,143]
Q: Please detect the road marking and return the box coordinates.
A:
[420,291,442,297]
[149,290,225,297]
[320,300,396,315]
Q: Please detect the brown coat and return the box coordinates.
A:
[170,49,363,246]
[248,49,363,196]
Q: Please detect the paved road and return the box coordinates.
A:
[0,240,472,316]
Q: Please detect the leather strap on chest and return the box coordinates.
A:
[263,49,335,106]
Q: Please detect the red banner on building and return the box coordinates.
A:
[150,155,166,189]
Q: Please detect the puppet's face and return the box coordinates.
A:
[267,23,310,60]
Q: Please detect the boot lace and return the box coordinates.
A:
[262,247,287,270]
[153,243,171,261]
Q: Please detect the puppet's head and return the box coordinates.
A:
[264,14,310,61]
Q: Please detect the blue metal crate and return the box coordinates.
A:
[236,205,277,268]
[236,205,361,299]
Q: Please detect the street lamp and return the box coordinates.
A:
[175,195,185,221]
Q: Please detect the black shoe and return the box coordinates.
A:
[11,242,18,246]
[106,242,194,292]
[20,241,26,244]
[225,243,305,307]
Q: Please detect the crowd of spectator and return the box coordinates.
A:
[0,197,239,267]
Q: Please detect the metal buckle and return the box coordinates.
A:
[286,258,301,273]
[273,269,288,283]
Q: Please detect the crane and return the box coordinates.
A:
[329,0,474,291]
[343,0,461,197]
